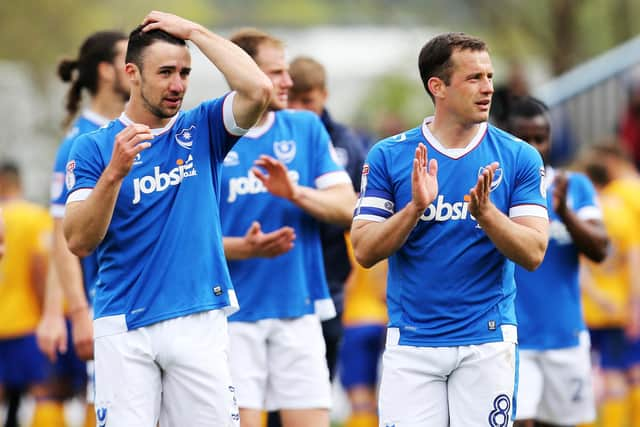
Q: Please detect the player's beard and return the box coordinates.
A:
[139,82,180,120]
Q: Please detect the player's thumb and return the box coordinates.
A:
[248,221,261,235]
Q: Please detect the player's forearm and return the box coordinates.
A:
[42,259,65,317]
[53,220,88,310]
[476,205,548,271]
[291,184,357,227]
[222,237,251,260]
[64,169,123,257]
[30,253,49,310]
[351,201,424,268]
[188,26,272,129]
[559,210,609,263]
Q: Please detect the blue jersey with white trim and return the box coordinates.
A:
[354,118,547,347]
[51,112,109,301]
[66,94,240,333]
[515,169,601,349]
[220,110,350,322]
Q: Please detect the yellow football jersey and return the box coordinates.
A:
[342,233,388,326]
[581,185,640,328]
[0,200,52,338]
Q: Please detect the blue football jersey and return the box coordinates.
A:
[220,110,351,322]
[354,118,548,347]
[51,111,109,301]
[66,93,241,336]
[515,167,601,349]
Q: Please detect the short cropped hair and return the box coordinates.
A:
[289,56,326,94]
[125,25,187,70]
[229,28,284,61]
[418,32,487,102]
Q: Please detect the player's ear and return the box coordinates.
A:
[125,63,140,85]
[427,76,445,100]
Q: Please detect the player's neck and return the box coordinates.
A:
[427,114,481,149]
[124,98,172,129]
[91,90,126,121]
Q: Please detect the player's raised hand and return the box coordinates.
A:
[552,171,569,216]
[108,124,152,180]
[252,155,299,201]
[36,312,68,362]
[411,143,438,211]
[468,162,499,219]
[141,11,199,40]
[244,221,296,258]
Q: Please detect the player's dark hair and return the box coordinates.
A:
[229,28,284,61]
[506,96,551,132]
[58,31,127,128]
[126,25,187,71]
[418,32,487,102]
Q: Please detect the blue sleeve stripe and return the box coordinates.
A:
[363,188,393,199]
[357,206,393,218]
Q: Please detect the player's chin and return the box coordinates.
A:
[269,99,287,111]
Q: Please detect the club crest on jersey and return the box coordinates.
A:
[478,166,503,192]
[175,125,196,149]
[539,167,547,197]
[133,152,143,166]
[223,151,240,167]
[273,140,296,164]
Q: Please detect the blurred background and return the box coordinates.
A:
[3,0,640,202]
[3,1,640,426]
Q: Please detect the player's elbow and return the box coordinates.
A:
[521,242,548,272]
[65,235,93,258]
[251,77,273,110]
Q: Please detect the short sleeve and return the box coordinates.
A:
[353,142,395,222]
[310,115,351,189]
[50,138,74,217]
[509,143,548,219]
[569,172,602,221]
[65,134,105,204]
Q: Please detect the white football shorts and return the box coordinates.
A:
[228,314,332,411]
[93,309,239,427]
[516,330,595,424]
[378,327,518,427]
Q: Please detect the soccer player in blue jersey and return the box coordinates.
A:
[222,30,357,427]
[62,11,272,426]
[351,32,550,426]
[508,97,609,427]
[288,55,367,381]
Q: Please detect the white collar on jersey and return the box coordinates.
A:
[118,112,179,136]
[244,111,275,138]
[82,110,111,127]
[421,116,487,159]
